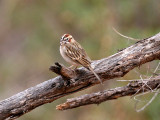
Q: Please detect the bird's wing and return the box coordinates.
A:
[65,41,91,67]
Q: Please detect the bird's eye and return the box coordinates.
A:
[65,38,68,41]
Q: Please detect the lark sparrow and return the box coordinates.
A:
[60,34,102,84]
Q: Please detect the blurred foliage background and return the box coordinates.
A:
[0,0,160,120]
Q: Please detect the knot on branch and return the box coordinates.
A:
[49,62,93,86]
[49,62,76,79]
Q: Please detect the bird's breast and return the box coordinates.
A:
[60,45,78,65]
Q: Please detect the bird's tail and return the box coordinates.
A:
[88,66,103,85]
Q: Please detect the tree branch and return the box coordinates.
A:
[56,76,160,110]
[0,33,160,120]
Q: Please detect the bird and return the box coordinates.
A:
[60,34,103,84]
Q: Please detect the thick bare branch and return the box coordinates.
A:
[56,76,160,110]
[0,33,160,120]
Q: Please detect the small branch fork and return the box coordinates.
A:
[0,33,160,120]
[56,76,160,110]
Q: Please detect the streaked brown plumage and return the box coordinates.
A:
[60,34,102,84]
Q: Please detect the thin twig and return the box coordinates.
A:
[112,27,140,41]
[131,62,160,98]
[133,62,160,112]
[135,87,160,112]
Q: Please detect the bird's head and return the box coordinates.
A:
[60,34,74,45]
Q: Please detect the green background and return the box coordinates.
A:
[0,0,160,120]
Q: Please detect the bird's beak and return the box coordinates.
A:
[60,41,66,45]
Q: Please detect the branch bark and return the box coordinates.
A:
[0,33,160,120]
[56,76,160,110]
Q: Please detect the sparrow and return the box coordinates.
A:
[60,34,102,84]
